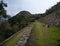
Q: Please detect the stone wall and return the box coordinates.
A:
[16,29,32,46]
[0,24,34,46]
[40,11,60,26]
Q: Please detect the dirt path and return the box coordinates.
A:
[25,30,35,46]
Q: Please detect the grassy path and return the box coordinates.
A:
[34,22,60,46]
[2,24,33,46]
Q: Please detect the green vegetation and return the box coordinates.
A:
[0,2,35,43]
[34,21,60,46]
[3,31,23,46]
[45,2,60,15]
[0,0,7,18]
[0,0,9,42]
[3,25,33,46]
[0,0,60,45]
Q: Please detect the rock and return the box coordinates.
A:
[16,30,32,46]
[43,24,49,28]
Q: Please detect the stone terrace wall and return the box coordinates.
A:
[15,29,32,46]
[40,11,60,26]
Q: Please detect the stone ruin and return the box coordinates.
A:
[16,30,32,46]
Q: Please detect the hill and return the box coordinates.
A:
[8,11,35,29]
[39,2,60,26]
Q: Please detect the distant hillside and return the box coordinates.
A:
[45,2,60,15]
[39,2,60,26]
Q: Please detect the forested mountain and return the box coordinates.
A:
[9,11,34,28]
[8,11,42,27]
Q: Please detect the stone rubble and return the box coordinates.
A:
[15,30,32,46]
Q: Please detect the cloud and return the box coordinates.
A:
[4,0,60,16]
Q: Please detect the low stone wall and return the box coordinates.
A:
[0,23,34,46]
[15,29,32,46]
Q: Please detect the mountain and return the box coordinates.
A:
[39,2,60,26]
[8,11,35,29]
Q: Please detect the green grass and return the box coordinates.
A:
[34,21,60,46]
[3,25,33,46]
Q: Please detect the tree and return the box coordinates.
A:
[0,0,7,21]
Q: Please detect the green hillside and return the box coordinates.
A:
[34,21,60,46]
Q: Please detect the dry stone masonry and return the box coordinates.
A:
[15,29,32,46]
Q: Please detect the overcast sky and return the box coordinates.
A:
[4,0,60,16]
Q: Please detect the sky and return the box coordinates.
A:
[3,0,60,16]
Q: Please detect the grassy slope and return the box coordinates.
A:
[34,21,60,46]
[3,24,33,46]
